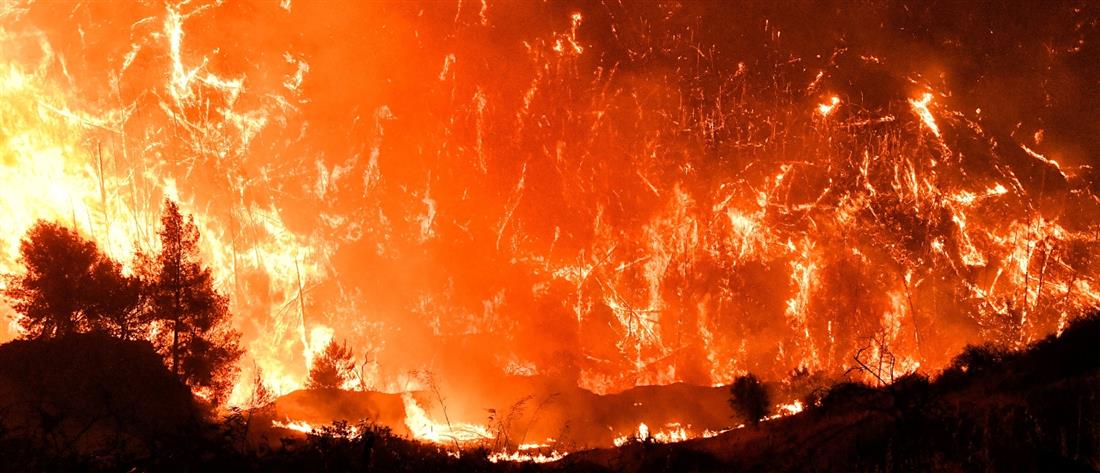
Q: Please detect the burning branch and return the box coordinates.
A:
[846,333,897,387]
[415,370,462,451]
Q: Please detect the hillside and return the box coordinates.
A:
[0,314,1093,472]
[0,333,202,469]
[257,378,735,449]
[555,314,1100,472]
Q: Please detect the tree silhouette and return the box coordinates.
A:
[729,373,771,427]
[307,339,354,389]
[90,266,147,340]
[3,221,140,339]
[140,199,241,403]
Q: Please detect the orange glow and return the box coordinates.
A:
[0,0,1096,457]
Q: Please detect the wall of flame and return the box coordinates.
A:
[0,1,1097,410]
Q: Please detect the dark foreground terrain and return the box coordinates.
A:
[0,313,1096,471]
[558,313,1100,472]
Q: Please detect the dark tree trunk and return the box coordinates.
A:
[172,317,180,376]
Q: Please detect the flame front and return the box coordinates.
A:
[401,393,491,445]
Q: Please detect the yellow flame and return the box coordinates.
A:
[272,418,315,434]
[817,96,840,116]
[908,92,941,137]
[401,393,491,445]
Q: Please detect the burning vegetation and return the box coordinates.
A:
[0,0,1097,470]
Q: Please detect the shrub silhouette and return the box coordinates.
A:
[729,374,770,426]
[1025,311,1100,380]
[307,339,355,390]
[949,343,1009,374]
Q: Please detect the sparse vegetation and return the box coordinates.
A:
[0,309,1095,471]
[564,311,1100,472]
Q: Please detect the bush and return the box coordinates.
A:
[729,374,771,426]
[949,343,1009,374]
[306,340,354,390]
[889,372,932,414]
[818,382,882,412]
[1026,311,1100,379]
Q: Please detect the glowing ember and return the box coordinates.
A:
[779,400,804,416]
[908,92,941,138]
[817,96,841,117]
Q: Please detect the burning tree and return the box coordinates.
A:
[307,339,355,389]
[140,199,242,403]
[729,373,771,427]
[3,221,143,339]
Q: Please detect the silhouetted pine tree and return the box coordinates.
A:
[140,199,242,403]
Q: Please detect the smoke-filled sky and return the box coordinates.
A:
[0,0,1097,406]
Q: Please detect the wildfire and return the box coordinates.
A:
[778,400,804,416]
[272,418,315,434]
[552,12,585,55]
[612,422,697,446]
[488,444,567,464]
[610,399,807,447]
[401,393,491,445]
[0,0,1096,451]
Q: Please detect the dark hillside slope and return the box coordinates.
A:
[257,379,735,449]
[557,313,1100,472]
[0,333,201,469]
